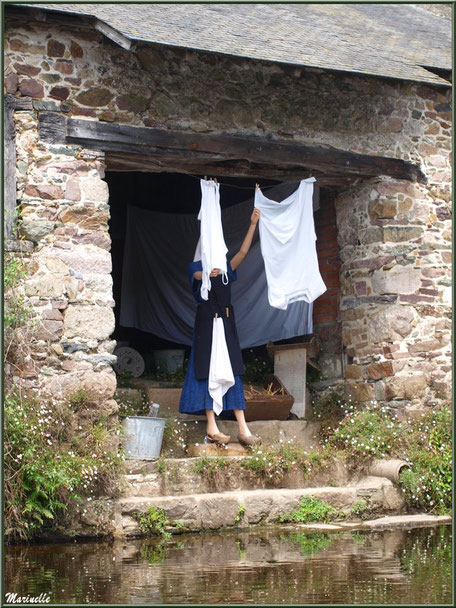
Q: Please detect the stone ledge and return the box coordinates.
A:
[113,479,406,539]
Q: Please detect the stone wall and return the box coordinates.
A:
[337,176,452,407]
[4,13,452,408]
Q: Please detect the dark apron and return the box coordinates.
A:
[193,274,245,380]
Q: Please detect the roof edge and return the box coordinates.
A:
[7,2,452,88]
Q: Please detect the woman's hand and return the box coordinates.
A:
[209,268,221,277]
[193,271,203,280]
[250,208,261,225]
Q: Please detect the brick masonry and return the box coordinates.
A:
[4,13,452,410]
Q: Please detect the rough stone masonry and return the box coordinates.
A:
[4,14,452,414]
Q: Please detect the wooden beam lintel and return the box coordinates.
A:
[37,112,426,183]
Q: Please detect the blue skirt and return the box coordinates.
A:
[179,338,246,418]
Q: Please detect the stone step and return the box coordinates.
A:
[120,455,350,498]
[161,420,320,458]
[113,477,406,538]
[187,442,249,457]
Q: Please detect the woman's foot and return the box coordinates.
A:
[206,431,231,445]
[238,432,262,447]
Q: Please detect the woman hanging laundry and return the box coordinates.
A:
[178,207,262,447]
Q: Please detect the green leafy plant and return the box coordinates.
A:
[137,505,171,538]
[398,405,452,514]
[350,499,372,519]
[235,504,246,524]
[279,496,344,524]
[280,531,335,555]
[310,389,352,443]
[240,441,327,484]
[327,402,404,463]
[4,388,124,542]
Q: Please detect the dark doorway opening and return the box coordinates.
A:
[107,170,280,375]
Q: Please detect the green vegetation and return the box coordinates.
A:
[350,499,372,519]
[398,406,452,514]
[281,531,335,555]
[137,505,171,538]
[4,388,124,542]
[279,496,343,524]
[191,455,230,488]
[235,504,246,524]
[240,442,328,484]
[316,396,452,515]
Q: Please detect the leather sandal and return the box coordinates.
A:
[238,433,262,447]
[206,432,231,445]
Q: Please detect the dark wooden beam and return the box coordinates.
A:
[104,151,357,187]
[38,112,426,183]
[3,95,24,239]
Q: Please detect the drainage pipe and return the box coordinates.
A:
[368,459,411,483]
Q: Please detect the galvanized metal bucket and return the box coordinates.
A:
[121,416,166,460]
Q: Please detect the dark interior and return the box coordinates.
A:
[107,171,280,358]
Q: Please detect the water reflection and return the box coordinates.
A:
[4,524,452,605]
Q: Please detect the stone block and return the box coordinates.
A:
[36,319,63,342]
[69,40,83,58]
[47,39,65,57]
[24,184,63,200]
[18,78,44,98]
[20,217,55,242]
[382,226,423,242]
[75,88,115,107]
[369,199,397,219]
[367,305,415,342]
[64,180,81,201]
[345,364,363,380]
[25,275,66,298]
[344,382,375,402]
[63,304,115,341]
[53,248,112,275]
[80,177,110,203]
[371,265,421,295]
[367,361,394,380]
[384,374,428,401]
[408,338,443,354]
[14,62,41,77]
[44,256,69,274]
[43,369,117,402]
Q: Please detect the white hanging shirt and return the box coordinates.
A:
[208,316,235,415]
[195,179,228,300]
[254,177,327,310]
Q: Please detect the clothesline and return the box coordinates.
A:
[184,172,314,192]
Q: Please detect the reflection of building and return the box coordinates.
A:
[5,3,451,418]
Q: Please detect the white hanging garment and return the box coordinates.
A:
[254,177,327,310]
[208,316,235,415]
[195,179,228,300]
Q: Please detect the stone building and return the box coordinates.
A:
[4,3,452,417]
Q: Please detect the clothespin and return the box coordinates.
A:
[255,183,260,190]
[214,177,218,185]
[204,175,207,180]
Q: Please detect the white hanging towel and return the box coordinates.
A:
[208,316,235,415]
[254,177,327,310]
[195,179,228,300]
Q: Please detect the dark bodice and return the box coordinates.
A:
[187,260,245,380]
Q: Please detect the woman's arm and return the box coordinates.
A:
[230,208,260,271]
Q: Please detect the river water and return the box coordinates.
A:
[4,524,452,605]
